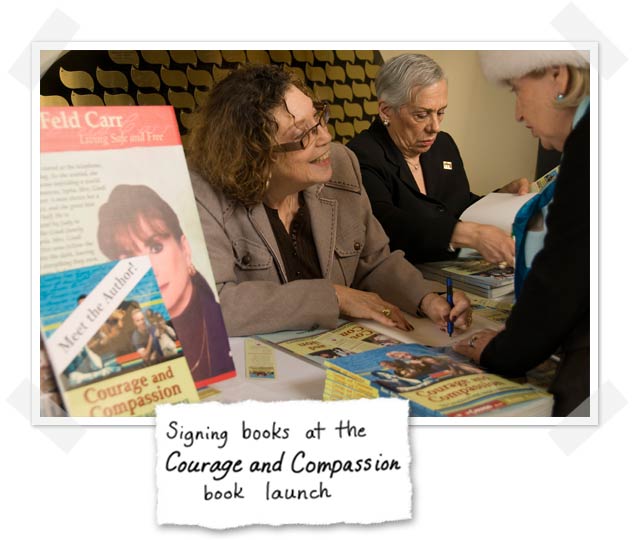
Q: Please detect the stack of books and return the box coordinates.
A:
[419,258,514,299]
[323,343,553,417]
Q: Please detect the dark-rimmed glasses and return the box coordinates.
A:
[273,101,330,153]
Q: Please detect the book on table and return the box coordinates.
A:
[418,257,515,299]
[255,319,403,367]
[324,343,553,417]
[39,106,235,415]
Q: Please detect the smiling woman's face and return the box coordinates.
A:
[269,85,333,192]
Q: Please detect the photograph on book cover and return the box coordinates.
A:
[40,256,199,417]
[34,42,598,426]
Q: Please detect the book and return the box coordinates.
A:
[459,166,559,234]
[530,165,559,193]
[39,106,235,393]
[467,293,514,325]
[40,257,200,417]
[419,257,515,299]
[255,319,403,367]
[324,343,553,417]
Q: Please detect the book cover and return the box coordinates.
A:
[256,320,402,367]
[40,106,235,390]
[325,343,553,417]
[40,256,199,417]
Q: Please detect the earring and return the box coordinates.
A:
[188,263,196,277]
[556,93,565,101]
[382,117,390,127]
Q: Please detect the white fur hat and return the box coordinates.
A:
[479,50,590,84]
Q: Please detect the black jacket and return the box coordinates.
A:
[347,119,479,263]
[481,110,590,417]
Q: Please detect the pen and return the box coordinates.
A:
[446,277,454,337]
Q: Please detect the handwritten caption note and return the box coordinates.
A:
[156,399,411,528]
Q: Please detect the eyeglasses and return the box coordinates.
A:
[273,101,330,153]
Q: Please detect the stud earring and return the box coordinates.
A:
[556,93,565,101]
[382,118,390,127]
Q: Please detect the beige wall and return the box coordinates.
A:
[381,50,539,194]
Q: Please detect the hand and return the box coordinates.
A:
[419,290,472,332]
[472,223,515,265]
[497,177,530,195]
[452,329,499,363]
[333,284,413,331]
[451,222,515,265]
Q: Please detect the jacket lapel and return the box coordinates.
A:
[304,185,337,279]
[247,203,288,282]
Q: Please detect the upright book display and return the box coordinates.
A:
[40,106,235,413]
[40,257,200,416]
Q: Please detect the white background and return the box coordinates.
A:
[3,0,629,538]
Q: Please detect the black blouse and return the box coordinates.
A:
[264,194,323,282]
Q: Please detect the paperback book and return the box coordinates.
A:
[419,258,515,299]
[40,257,199,417]
[40,106,235,395]
[324,343,553,417]
[467,293,514,325]
[256,320,402,367]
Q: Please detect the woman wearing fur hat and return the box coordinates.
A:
[454,50,591,417]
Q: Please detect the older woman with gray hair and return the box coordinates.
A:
[347,53,528,265]
[454,50,591,417]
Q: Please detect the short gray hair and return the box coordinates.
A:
[376,53,445,109]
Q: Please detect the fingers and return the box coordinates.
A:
[516,177,530,195]
[478,227,515,264]
[450,292,472,329]
[373,302,408,330]
[420,293,449,326]
[453,329,498,363]
[422,293,473,333]
[499,177,530,195]
[335,285,413,331]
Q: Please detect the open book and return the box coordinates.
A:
[459,166,559,234]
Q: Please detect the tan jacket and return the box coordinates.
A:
[191,143,442,336]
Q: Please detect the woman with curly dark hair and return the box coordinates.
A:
[186,64,472,337]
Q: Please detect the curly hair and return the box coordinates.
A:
[185,64,309,205]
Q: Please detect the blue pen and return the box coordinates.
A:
[446,277,454,337]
